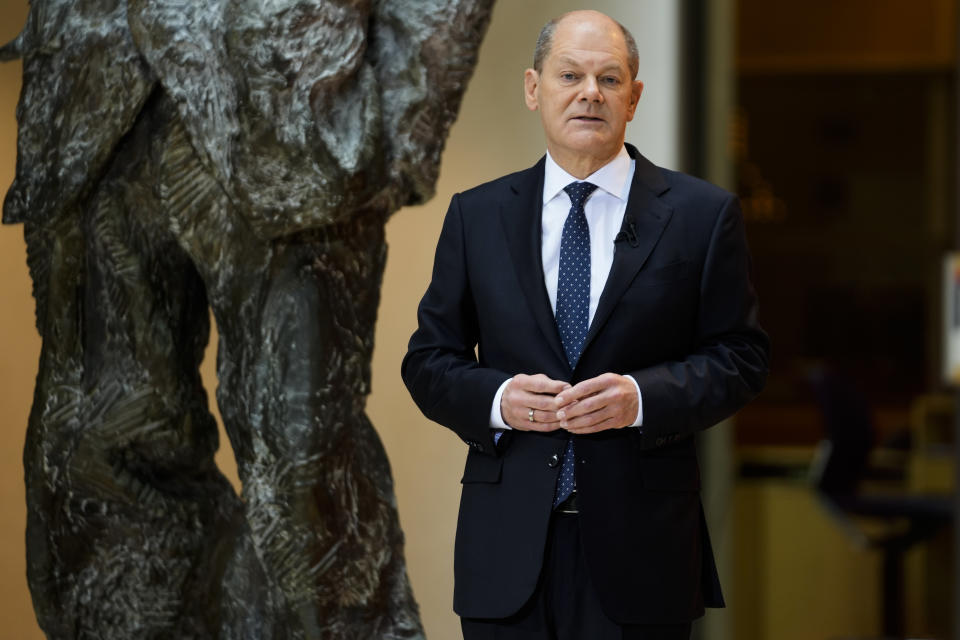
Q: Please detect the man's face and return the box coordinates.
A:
[524,12,643,173]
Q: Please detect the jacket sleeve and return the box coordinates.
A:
[629,194,770,448]
[401,193,511,455]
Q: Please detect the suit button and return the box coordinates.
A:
[548,453,560,468]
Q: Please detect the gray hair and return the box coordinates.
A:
[533,13,640,79]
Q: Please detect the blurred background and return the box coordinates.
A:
[0,1,957,639]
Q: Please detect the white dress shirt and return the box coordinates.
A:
[489,146,644,430]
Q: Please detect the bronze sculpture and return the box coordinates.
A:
[1,0,494,637]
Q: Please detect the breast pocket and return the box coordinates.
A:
[460,450,503,484]
[632,260,695,287]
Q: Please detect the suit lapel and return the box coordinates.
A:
[499,147,673,373]
[582,146,673,353]
[499,158,570,370]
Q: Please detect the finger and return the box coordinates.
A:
[566,415,622,434]
[560,389,637,429]
[528,408,561,425]
[502,398,562,431]
[505,388,564,413]
[563,397,637,431]
[559,378,636,419]
[501,374,573,431]
[555,373,616,405]
[561,405,613,431]
[557,395,603,420]
[557,387,619,420]
[515,373,570,395]
[524,391,568,412]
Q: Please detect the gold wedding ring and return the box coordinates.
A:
[528,408,535,422]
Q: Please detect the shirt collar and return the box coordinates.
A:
[542,145,633,205]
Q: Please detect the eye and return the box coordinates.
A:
[601,76,621,86]
[560,72,578,81]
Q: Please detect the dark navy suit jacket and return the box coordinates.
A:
[402,144,769,624]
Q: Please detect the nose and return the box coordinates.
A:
[580,75,603,103]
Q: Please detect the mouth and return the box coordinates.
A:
[570,115,605,123]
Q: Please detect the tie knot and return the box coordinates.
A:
[563,181,599,209]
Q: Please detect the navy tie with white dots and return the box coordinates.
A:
[553,181,598,508]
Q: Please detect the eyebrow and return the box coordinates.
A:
[554,56,625,74]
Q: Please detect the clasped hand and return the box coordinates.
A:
[500,372,638,435]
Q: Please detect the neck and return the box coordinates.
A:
[548,146,622,180]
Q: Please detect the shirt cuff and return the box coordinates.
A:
[490,377,513,430]
[623,374,643,427]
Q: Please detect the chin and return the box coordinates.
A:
[563,137,616,157]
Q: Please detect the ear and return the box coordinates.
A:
[523,68,540,111]
[625,79,643,121]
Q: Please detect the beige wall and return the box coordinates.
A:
[0,2,680,638]
[0,3,40,638]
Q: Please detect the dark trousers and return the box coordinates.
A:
[460,512,692,640]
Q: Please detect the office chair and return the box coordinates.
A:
[807,367,953,639]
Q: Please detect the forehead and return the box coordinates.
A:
[546,15,631,70]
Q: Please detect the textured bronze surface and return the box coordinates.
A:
[2,1,493,637]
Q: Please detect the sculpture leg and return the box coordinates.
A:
[19,99,291,637]
[212,219,424,639]
[22,161,256,638]
[153,105,425,638]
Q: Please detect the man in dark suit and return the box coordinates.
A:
[402,9,769,640]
